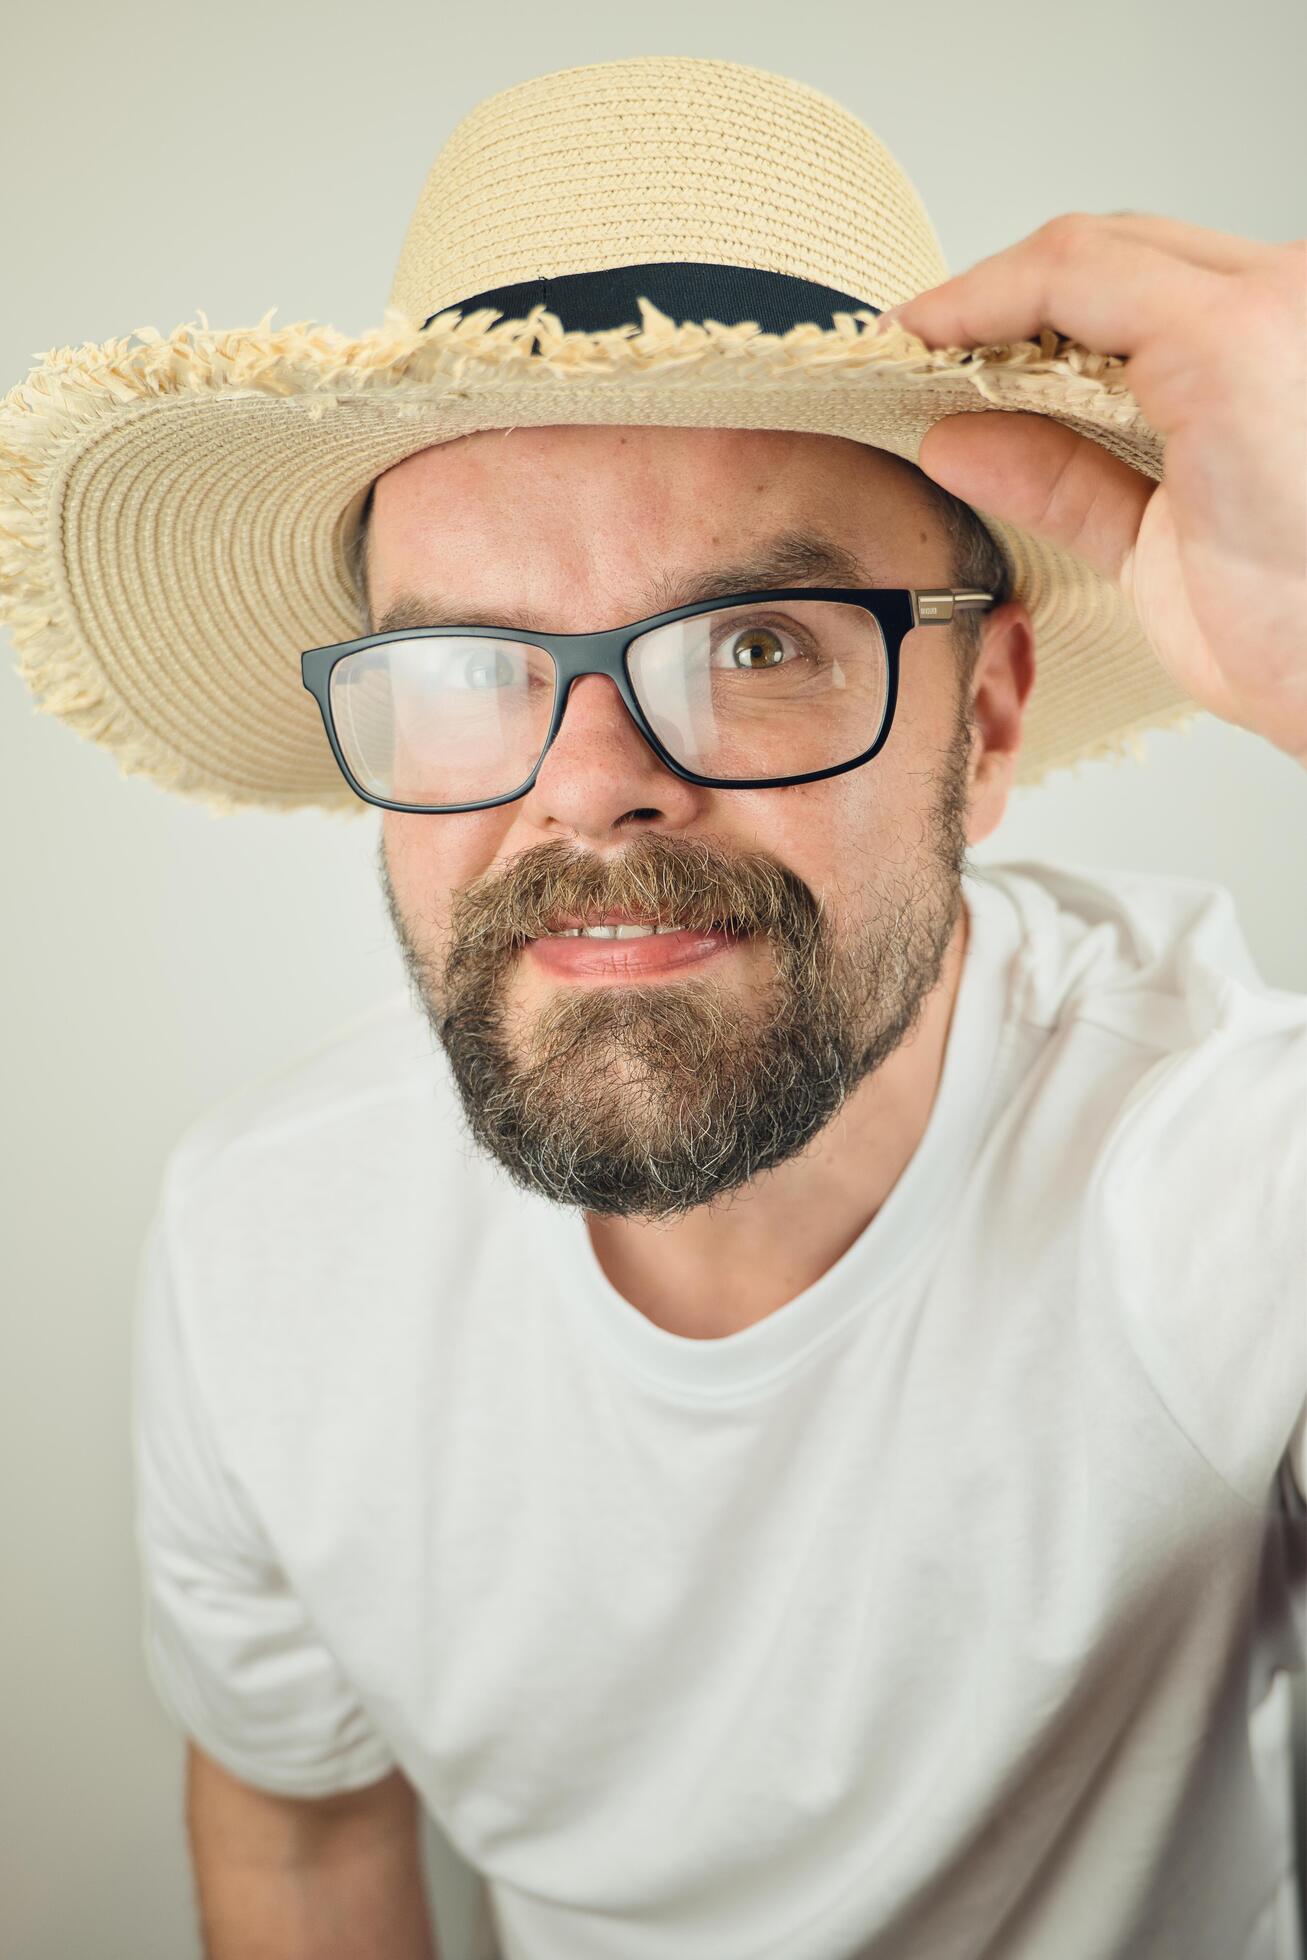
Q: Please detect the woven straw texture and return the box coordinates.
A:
[0,55,1196,818]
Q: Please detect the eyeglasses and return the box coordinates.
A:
[300,586,996,815]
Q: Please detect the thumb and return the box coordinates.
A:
[916,411,1152,588]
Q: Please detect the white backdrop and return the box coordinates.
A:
[3,4,1305,1955]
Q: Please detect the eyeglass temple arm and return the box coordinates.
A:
[910,589,997,627]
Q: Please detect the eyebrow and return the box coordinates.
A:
[370,530,881,637]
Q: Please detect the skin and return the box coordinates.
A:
[370,423,1034,1339]
[887,212,1306,766]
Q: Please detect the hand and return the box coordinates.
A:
[878,214,1307,767]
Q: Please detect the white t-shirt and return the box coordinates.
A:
[132,857,1307,1960]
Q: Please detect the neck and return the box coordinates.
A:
[583,899,971,1338]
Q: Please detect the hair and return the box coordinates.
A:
[910,469,1014,689]
[345,457,1012,685]
[348,479,377,623]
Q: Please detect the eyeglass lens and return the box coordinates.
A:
[328,599,890,807]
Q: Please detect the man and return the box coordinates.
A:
[3,54,1304,1960]
[368,421,1023,1318]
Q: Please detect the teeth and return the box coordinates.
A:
[545,923,689,939]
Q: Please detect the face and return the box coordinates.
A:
[370,423,1030,1223]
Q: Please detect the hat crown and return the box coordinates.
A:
[387,56,951,329]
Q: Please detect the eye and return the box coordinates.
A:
[728,625,783,669]
[710,617,812,671]
[463,647,518,689]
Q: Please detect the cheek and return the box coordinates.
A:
[746,760,931,925]
[383,810,511,945]
[753,773,899,863]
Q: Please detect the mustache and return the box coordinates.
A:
[444,832,826,961]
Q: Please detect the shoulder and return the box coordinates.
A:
[148,987,503,1423]
[974,858,1306,1508]
[977,852,1305,1188]
[160,987,471,1229]
[972,854,1295,1048]
[959,858,1304,1248]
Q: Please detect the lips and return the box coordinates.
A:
[526,923,748,982]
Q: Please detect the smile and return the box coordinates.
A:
[525,925,750,982]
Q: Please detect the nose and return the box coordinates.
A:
[519,671,704,834]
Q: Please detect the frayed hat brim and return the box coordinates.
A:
[0,299,1197,817]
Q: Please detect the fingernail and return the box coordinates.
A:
[875,304,904,333]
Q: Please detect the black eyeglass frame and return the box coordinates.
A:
[300,586,997,816]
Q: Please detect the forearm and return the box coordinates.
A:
[185,1752,439,1960]
[194,1831,440,1959]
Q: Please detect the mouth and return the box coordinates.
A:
[525,909,744,940]
[524,918,752,983]
[528,910,741,941]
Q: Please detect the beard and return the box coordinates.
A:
[379,690,975,1223]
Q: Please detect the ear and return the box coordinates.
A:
[964,598,1036,845]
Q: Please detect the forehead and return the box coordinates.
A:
[365,424,932,632]
[376,421,914,504]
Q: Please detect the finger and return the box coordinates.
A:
[916,410,1153,589]
[1094,210,1275,274]
[882,216,1222,355]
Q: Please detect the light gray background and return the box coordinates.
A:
[3,5,1305,1956]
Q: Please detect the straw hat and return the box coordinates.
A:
[0,54,1197,818]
